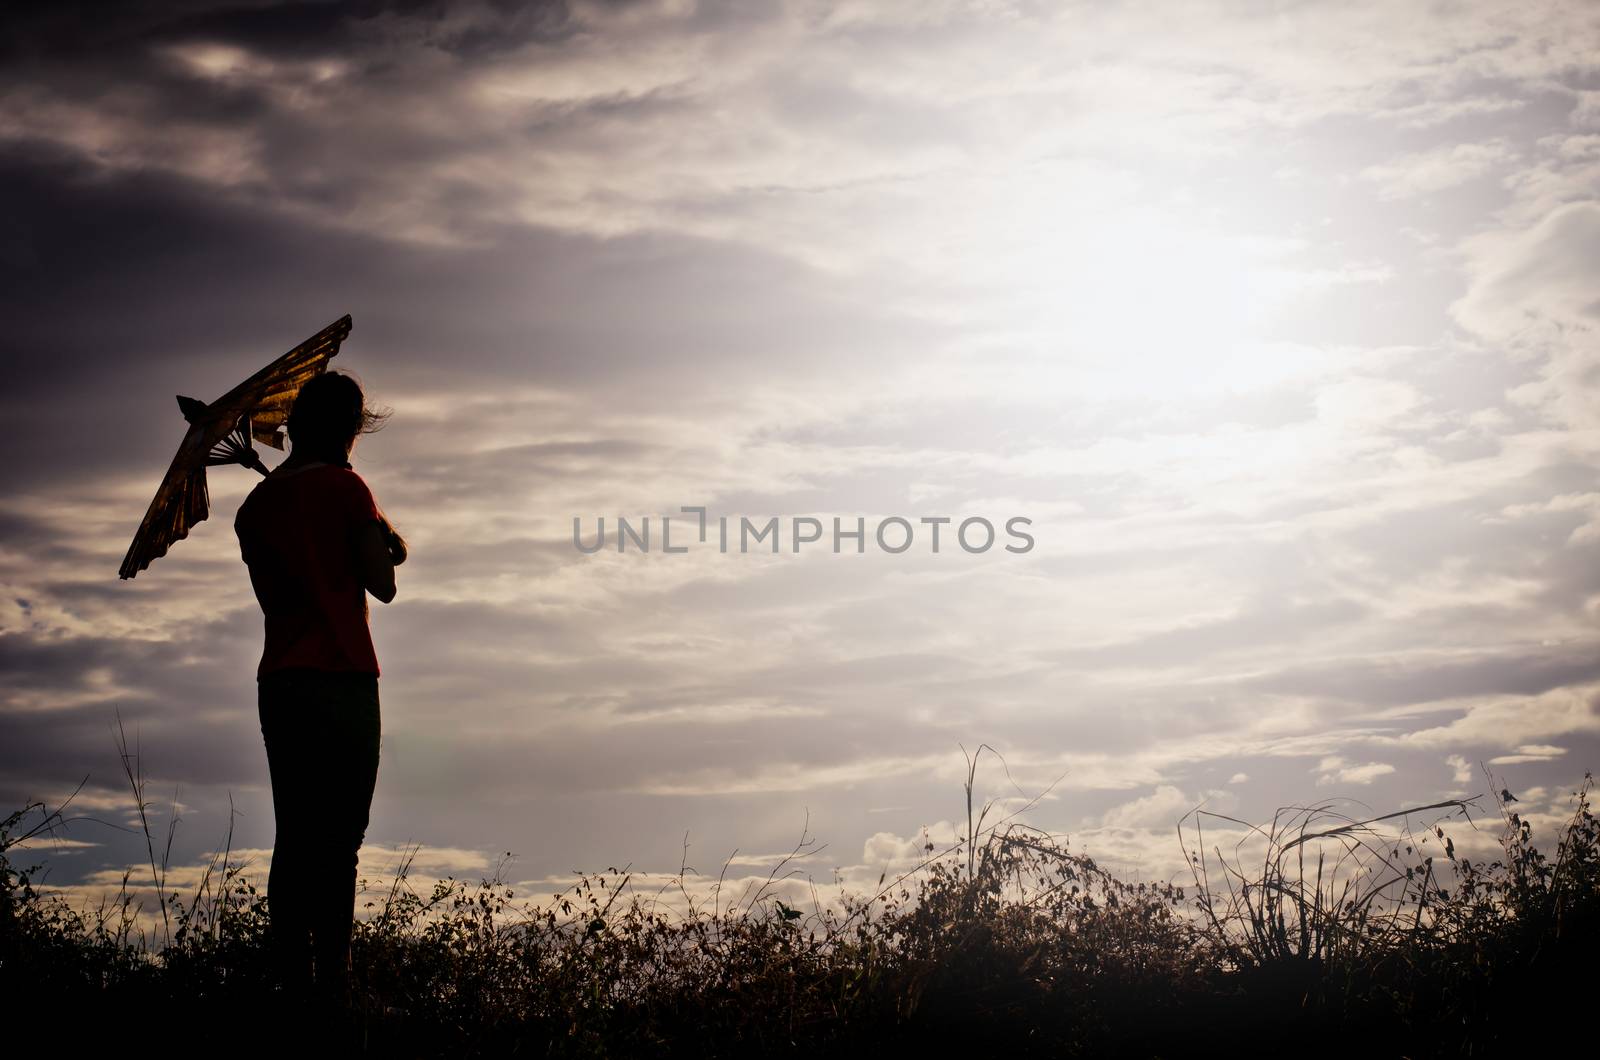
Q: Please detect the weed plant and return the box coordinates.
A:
[2,744,1594,1057]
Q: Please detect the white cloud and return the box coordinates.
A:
[1361,140,1516,200]
[1453,201,1600,347]
[1489,744,1567,764]
[1316,756,1397,786]
[1398,686,1600,751]
[1100,786,1196,829]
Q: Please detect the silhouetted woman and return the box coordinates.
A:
[234,371,406,1005]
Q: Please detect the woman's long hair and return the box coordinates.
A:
[287,370,388,465]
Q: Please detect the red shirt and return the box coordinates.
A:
[234,463,383,679]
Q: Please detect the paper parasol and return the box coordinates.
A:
[117,314,354,580]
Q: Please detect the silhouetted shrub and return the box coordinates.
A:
[2,770,1594,1056]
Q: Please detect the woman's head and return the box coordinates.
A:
[287,371,388,464]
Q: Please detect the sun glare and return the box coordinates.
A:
[1025,210,1306,402]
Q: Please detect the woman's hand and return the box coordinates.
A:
[356,520,398,603]
[383,520,408,566]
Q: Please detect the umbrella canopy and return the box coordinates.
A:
[118,315,354,580]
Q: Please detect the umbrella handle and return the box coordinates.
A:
[237,443,270,477]
[207,415,273,476]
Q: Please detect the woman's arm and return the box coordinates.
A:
[355,519,398,603]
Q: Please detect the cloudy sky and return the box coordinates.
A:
[3,0,1598,909]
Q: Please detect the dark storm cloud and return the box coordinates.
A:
[0,509,101,568]
[0,148,940,498]
[0,0,933,480]
[0,613,267,808]
[0,605,257,700]
[0,0,790,258]
[0,691,266,798]
[1,1,581,65]
[0,148,894,374]
[0,629,175,706]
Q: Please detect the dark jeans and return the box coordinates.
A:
[258,668,381,998]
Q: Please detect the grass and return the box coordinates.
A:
[2,751,1595,1057]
